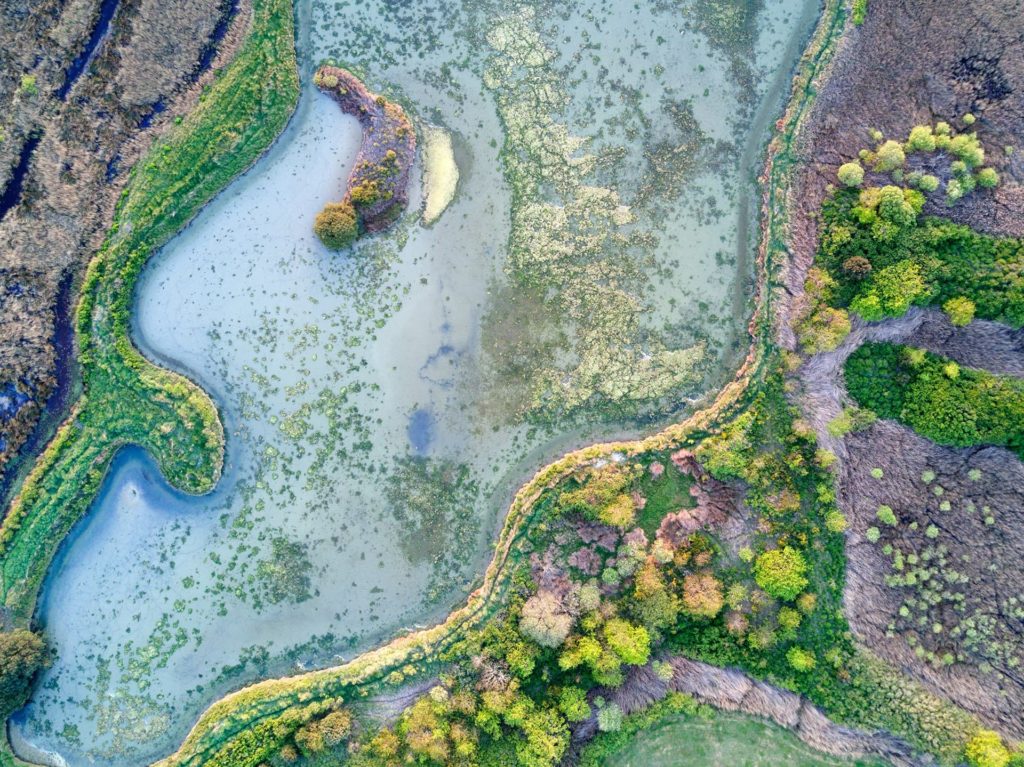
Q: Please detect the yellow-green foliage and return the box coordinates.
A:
[753,547,809,600]
[965,730,1011,767]
[314,200,358,249]
[557,463,641,528]
[837,161,864,187]
[852,0,868,25]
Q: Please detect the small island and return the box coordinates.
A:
[312,65,416,249]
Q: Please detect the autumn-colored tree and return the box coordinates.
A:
[519,590,573,648]
[681,571,724,618]
[314,200,359,250]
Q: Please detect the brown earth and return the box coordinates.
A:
[0,0,251,499]
[843,421,1024,741]
[793,306,1024,739]
[778,0,1024,744]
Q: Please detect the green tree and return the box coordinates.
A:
[876,505,897,526]
[596,702,623,732]
[787,646,816,672]
[754,547,809,600]
[603,619,650,665]
[557,687,591,723]
[870,260,926,316]
[943,296,976,326]
[906,125,936,152]
[0,630,47,717]
[873,140,906,172]
[837,162,865,187]
[977,167,999,188]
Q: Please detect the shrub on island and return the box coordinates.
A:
[314,201,358,250]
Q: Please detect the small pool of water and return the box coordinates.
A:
[17,1,822,764]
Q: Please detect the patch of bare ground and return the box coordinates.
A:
[0,0,252,495]
[791,305,1024,737]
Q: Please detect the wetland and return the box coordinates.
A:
[12,0,822,763]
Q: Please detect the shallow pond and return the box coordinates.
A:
[603,711,889,767]
[15,0,821,763]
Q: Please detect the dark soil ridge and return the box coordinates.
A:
[314,65,416,235]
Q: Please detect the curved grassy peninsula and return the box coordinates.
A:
[0,0,298,755]
[312,66,416,249]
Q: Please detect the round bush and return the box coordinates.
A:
[754,546,809,600]
[943,296,976,327]
[837,162,865,187]
[965,730,1010,767]
[314,200,359,250]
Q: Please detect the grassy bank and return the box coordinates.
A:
[0,0,299,751]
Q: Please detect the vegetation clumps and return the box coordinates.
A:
[0,629,46,717]
[313,200,358,250]
[795,120,1015,351]
[754,546,809,601]
[312,65,416,250]
[845,343,1024,456]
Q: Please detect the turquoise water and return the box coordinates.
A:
[15,1,821,764]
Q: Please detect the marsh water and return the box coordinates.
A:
[15,0,821,763]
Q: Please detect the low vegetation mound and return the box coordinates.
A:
[312,65,416,250]
[845,342,1024,457]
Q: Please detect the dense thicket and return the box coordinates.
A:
[817,190,1024,327]
[845,343,1024,457]
[0,630,46,717]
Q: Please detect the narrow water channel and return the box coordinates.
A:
[15,1,822,764]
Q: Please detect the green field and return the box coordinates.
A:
[602,712,887,767]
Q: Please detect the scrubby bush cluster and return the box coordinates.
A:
[0,629,47,717]
[845,343,1024,456]
[796,121,1018,351]
[313,201,358,250]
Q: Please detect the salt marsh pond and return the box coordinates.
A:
[15,0,820,763]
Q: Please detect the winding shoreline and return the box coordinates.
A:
[3,1,991,766]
